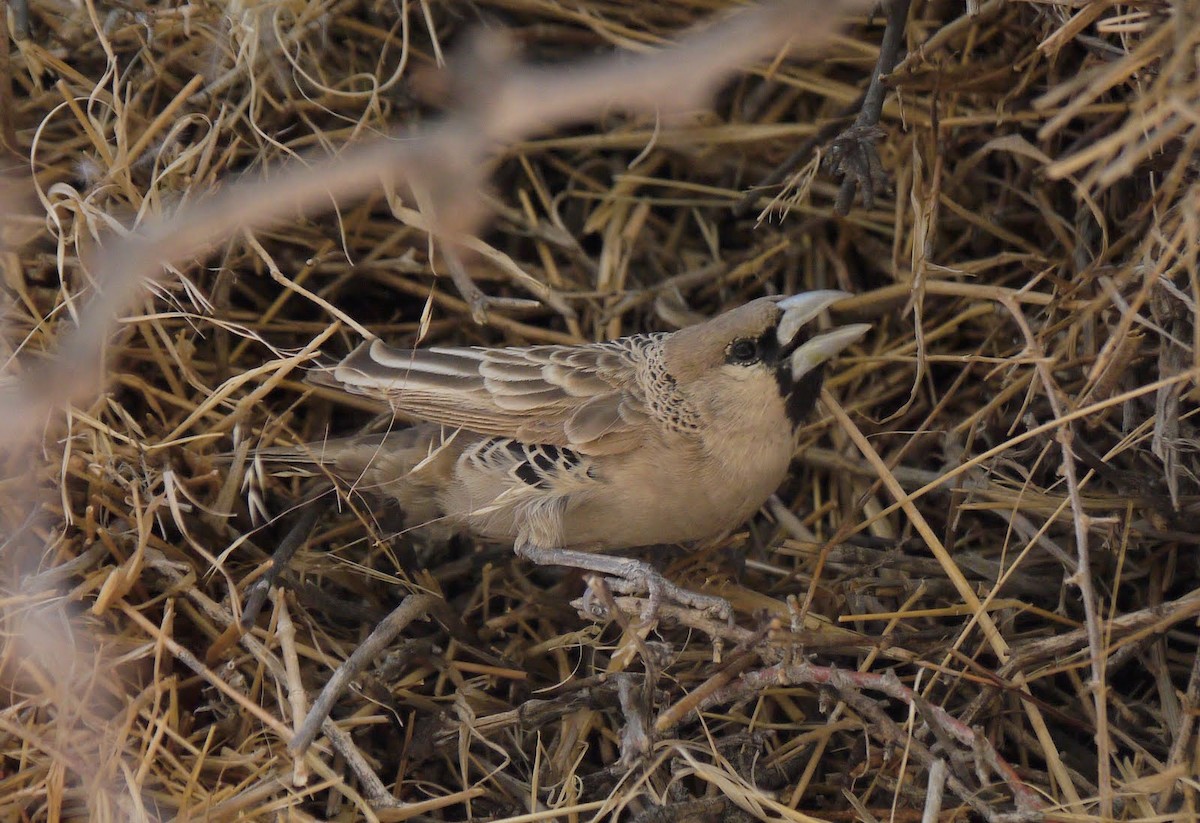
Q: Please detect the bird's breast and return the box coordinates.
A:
[556,428,795,550]
[427,424,796,552]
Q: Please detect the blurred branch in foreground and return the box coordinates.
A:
[0,0,868,452]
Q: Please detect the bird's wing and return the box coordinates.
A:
[463,437,595,493]
[326,337,660,454]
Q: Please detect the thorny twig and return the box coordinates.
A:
[732,104,860,219]
[736,0,911,219]
[1000,295,1113,817]
[826,0,911,214]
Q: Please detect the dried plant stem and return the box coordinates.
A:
[820,388,1008,657]
[271,588,311,787]
[289,594,451,756]
[699,662,1043,819]
[999,296,1113,817]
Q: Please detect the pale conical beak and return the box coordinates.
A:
[774,291,868,380]
[775,290,853,348]
[789,323,871,380]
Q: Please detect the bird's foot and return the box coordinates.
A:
[515,541,732,623]
[600,563,732,624]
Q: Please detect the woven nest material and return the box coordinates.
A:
[1,0,1198,820]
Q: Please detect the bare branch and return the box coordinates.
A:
[0,0,868,451]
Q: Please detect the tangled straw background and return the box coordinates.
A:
[1,0,1198,820]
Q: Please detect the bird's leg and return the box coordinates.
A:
[513,541,732,622]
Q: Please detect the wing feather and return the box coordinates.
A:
[330,337,661,453]
[478,360,545,381]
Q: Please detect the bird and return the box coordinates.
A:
[264,292,869,618]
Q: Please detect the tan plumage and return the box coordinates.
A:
[275,292,869,614]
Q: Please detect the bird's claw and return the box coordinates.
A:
[586,563,733,624]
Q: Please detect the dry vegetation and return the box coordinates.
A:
[1,0,1198,820]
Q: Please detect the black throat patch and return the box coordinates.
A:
[760,327,825,428]
[774,365,825,429]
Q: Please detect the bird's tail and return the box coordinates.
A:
[247,424,463,529]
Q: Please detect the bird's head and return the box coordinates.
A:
[661,292,869,429]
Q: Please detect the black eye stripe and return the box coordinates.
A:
[727,320,802,367]
[727,338,759,364]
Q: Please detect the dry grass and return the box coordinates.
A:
[1,0,1198,820]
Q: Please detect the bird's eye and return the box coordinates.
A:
[728,338,760,364]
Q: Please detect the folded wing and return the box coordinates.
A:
[326,337,659,454]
